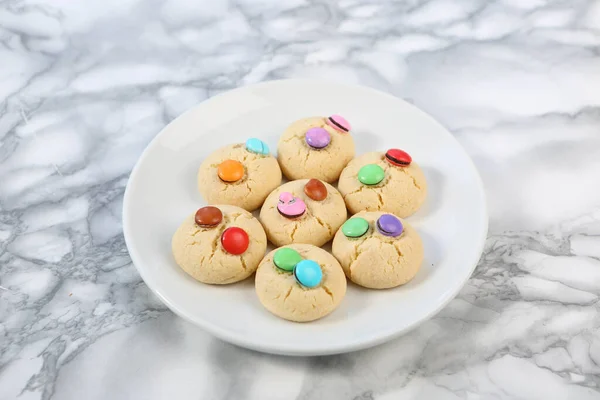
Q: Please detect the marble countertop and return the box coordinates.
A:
[2,0,600,399]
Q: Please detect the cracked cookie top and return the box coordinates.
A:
[171,205,267,285]
[332,211,424,289]
[255,244,347,322]
[277,116,355,183]
[197,142,282,212]
[259,179,348,247]
[337,151,427,218]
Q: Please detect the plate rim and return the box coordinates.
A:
[122,78,488,356]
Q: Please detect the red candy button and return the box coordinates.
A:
[221,227,249,255]
[385,148,412,167]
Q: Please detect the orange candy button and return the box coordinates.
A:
[218,160,244,182]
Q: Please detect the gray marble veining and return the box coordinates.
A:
[1,0,600,399]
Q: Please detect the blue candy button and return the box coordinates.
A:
[294,260,322,288]
[245,138,269,155]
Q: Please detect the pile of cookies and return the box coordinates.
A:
[172,115,427,322]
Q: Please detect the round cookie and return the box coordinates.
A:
[259,179,347,247]
[332,211,424,289]
[337,150,427,218]
[255,244,347,322]
[172,205,267,284]
[277,116,355,183]
[198,140,282,211]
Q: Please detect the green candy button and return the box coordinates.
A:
[358,164,385,185]
[341,217,369,238]
[273,248,303,271]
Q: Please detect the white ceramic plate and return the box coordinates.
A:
[123,79,487,356]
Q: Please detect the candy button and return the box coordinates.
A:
[277,192,306,218]
[305,127,331,149]
[385,149,412,167]
[376,214,403,237]
[326,115,351,133]
[341,217,369,238]
[194,206,223,228]
[273,248,303,272]
[358,164,385,185]
[304,179,327,201]
[294,260,323,288]
[245,138,270,155]
[221,227,249,255]
[217,160,244,183]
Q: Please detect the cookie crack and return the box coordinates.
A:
[410,175,421,190]
[290,224,299,242]
[303,146,311,165]
[348,240,370,279]
[244,179,254,193]
[399,167,421,190]
[393,243,404,259]
[283,286,293,303]
[207,224,227,263]
[343,184,367,199]
[232,213,255,223]
[313,214,332,236]
[376,191,384,209]
[322,285,335,302]
[282,134,301,143]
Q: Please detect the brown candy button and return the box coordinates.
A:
[194,206,223,228]
[304,179,327,201]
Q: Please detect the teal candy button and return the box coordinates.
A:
[245,138,270,155]
[294,260,323,288]
[358,164,385,185]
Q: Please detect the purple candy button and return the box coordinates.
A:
[305,127,331,149]
[376,214,403,237]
